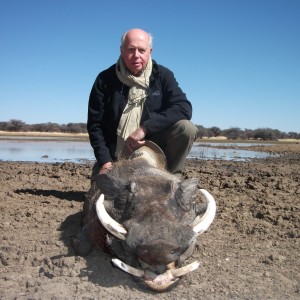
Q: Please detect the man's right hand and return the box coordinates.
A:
[99,162,113,174]
[125,126,147,153]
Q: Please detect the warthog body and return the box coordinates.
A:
[78,143,216,291]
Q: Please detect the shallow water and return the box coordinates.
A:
[0,139,278,163]
[190,142,277,161]
[0,140,92,163]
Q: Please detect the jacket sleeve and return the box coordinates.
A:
[87,74,113,167]
[142,66,192,135]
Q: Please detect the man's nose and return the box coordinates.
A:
[133,49,140,57]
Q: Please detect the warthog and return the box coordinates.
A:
[75,141,216,292]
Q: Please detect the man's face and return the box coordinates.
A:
[121,30,152,76]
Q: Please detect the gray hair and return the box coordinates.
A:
[120,30,153,48]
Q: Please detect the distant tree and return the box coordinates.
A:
[209,126,221,137]
[279,131,288,139]
[78,123,87,133]
[31,123,44,132]
[0,122,8,131]
[20,124,33,132]
[206,128,216,138]
[288,132,299,139]
[195,125,209,138]
[244,129,254,140]
[65,123,86,133]
[60,124,68,133]
[45,122,61,132]
[253,128,276,140]
[221,127,242,140]
[6,119,26,132]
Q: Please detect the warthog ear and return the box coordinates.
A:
[176,178,199,211]
[95,174,127,197]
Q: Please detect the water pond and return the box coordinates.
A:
[0,139,278,163]
[190,142,278,161]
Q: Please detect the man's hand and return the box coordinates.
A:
[99,162,113,174]
[125,126,147,153]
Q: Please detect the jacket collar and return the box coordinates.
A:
[150,59,160,82]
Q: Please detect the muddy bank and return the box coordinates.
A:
[0,144,299,299]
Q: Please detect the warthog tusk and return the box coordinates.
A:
[111,258,200,292]
[192,189,216,234]
[112,258,145,277]
[95,194,127,240]
[170,261,200,277]
[145,261,200,291]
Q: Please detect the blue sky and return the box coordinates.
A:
[0,0,299,133]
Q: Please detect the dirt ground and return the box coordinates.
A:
[0,142,299,300]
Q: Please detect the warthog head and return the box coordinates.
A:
[92,142,216,291]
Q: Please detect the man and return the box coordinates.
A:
[87,28,197,175]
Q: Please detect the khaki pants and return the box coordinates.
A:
[149,120,198,174]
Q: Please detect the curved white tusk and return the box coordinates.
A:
[145,261,200,291]
[192,189,216,234]
[95,194,127,240]
[112,258,145,277]
[111,258,200,292]
[170,261,200,278]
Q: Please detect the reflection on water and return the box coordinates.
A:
[0,140,278,163]
[189,142,277,160]
[0,140,93,163]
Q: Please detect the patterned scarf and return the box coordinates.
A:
[115,56,152,156]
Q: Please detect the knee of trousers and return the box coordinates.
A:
[174,120,198,139]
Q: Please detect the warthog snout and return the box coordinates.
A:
[137,239,184,265]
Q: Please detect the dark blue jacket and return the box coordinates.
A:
[87,60,192,166]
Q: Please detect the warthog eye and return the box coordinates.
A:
[170,247,181,255]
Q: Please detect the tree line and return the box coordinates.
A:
[196,125,299,140]
[0,119,87,134]
[0,119,299,140]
